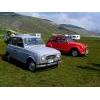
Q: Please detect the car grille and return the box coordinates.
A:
[46,55,56,60]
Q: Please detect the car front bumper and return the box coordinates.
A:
[81,49,89,55]
[36,60,61,68]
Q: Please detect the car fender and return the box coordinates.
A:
[26,55,38,64]
[70,46,81,54]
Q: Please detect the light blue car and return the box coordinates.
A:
[6,34,61,72]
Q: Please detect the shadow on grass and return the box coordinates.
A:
[91,63,100,67]
[0,53,57,72]
[37,65,58,72]
[0,53,28,70]
[77,63,100,71]
[61,52,87,58]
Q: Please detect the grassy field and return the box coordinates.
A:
[0,37,100,86]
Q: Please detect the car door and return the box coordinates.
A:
[15,37,27,63]
[8,37,18,60]
[51,40,58,49]
[48,37,58,49]
[56,37,69,53]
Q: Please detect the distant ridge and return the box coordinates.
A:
[0,12,95,37]
[59,24,92,36]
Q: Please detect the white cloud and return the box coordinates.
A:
[46,13,96,30]
[61,15,95,30]
[31,13,41,18]
[19,12,99,30]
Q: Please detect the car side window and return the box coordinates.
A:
[56,37,66,43]
[16,38,24,48]
[11,37,24,47]
[11,37,17,45]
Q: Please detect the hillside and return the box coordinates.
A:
[59,24,92,36]
[0,12,65,36]
[0,12,93,37]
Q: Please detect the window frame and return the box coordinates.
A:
[10,37,24,48]
[56,37,66,43]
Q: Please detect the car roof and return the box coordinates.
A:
[52,35,66,38]
[13,34,38,39]
[50,35,72,40]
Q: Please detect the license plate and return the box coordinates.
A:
[48,59,54,63]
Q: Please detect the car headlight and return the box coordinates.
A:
[56,54,60,59]
[41,55,46,62]
[80,45,85,50]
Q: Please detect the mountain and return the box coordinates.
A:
[58,24,93,36]
[0,12,94,37]
[0,12,63,34]
[59,24,85,29]
[0,12,20,16]
[89,29,100,36]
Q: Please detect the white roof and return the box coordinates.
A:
[14,34,38,39]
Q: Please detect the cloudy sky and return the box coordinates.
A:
[18,12,100,31]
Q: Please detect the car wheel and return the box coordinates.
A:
[6,53,11,61]
[28,60,36,72]
[71,49,79,57]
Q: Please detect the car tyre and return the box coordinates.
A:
[71,49,79,57]
[5,52,11,61]
[28,60,36,72]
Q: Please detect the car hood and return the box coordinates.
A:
[25,45,60,56]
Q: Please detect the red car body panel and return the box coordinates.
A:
[46,35,88,55]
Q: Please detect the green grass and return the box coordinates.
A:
[0,37,100,87]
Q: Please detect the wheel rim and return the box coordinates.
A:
[72,50,78,57]
[28,62,36,71]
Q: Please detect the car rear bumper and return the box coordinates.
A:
[36,60,61,68]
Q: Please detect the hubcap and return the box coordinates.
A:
[72,50,78,57]
[29,62,35,71]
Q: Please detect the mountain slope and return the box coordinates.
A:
[0,12,64,34]
[0,12,93,38]
[59,24,91,36]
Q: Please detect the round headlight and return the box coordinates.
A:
[56,54,60,59]
[81,46,85,49]
[41,56,46,62]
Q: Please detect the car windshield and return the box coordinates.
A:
[65,37,74,42]
[24,38,44,45]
